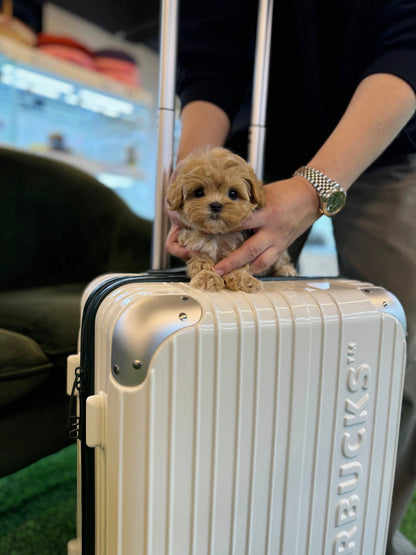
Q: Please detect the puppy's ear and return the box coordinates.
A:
[166,179,184,211]
[246,169,266,208]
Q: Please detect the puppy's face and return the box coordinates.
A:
[167,147,265,234]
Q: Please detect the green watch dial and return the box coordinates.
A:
[323,190,346,216]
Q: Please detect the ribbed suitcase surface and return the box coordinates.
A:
[72,277,406,555]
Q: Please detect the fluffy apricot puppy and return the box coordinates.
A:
[167,147,295,292]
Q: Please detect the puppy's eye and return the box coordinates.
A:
[228,189,239,200]
[194,187,205,198]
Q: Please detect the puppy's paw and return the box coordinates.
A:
[190,269,224,292]
[224,270,263,293]
[272,263,297,277]
[270,250,297,277]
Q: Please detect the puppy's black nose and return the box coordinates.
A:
[210,202,222,213]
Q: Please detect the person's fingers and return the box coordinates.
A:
[230,209,263,232]
[249,245,282,274]
[164,200,183,227]
[214,230,280,276]
[165,225,191,260]
[170,243,191,260]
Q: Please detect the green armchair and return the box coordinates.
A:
[0,148,152,476]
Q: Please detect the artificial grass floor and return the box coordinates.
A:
[0,444,415,554]
[0,445,77,555]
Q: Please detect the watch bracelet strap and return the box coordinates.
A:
[293,166,347,215]
[293,166,346,213]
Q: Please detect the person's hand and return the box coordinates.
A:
[214,175,321,276]
[165,220,191,261]
[165,161,191,261]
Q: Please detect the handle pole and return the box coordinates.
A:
[249,0,274,180]
[151,0,179,270]
[151,0,273,269]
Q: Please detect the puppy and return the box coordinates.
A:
[167,147,296,292]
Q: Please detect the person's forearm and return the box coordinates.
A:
[176,100,231,163]
[307,73,416,190]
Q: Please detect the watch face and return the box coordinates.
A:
[324,190,346,216]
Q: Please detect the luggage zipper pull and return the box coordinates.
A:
[67,354,83,440]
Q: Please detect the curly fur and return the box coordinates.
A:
[167,147,296,292]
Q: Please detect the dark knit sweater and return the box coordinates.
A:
[177,0,416,180]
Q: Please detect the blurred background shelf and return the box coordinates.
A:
[0,34,157,220]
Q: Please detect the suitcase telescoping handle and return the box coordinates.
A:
[152,0,179,271]
[151,0,275,270]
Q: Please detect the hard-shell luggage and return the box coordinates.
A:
[68,274,406,555]
[67,0,407,553]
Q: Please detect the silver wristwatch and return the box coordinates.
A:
[294,166,347,217]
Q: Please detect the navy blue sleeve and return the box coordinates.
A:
[177,0,257,122]
[361,0,416,94]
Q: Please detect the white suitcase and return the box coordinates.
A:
[68,274,406,554]
[67,0,407,552]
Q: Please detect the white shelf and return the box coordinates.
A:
[0,34,153,106]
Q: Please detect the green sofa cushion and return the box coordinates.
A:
[0,329,52,408]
